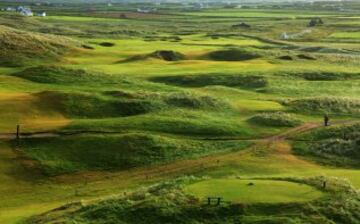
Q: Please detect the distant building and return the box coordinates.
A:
[280,32,290,40]
[37,12,46,17]
[5,7,16,11]
[308,18,324,27]
[16,6,25,12]
[136,8,157,13]
[232,22,251,29]
[12,6,34,16]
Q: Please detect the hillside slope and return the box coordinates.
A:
[0,25,76,67]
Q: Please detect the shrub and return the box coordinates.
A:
[206,49,261,61]
[13,66,111,84]
[149,50,185,61]
[293,123,360,167]
[248,112,302,127]
[287,97,360,114]
[164,92,230,110]
[0,25,75,66]
[35,91,161,118]
[17,134,245,175]
[151,74,267,89]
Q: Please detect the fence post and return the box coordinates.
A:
[16,125,20,140]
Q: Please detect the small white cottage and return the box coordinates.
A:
[37,12,46,17]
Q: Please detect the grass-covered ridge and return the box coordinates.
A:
[33,90,231,119]
[292,71,358,81]
[151,74,267,89]
[26,176,360,224]
[248,112,302,127]
[287,97,360,114]
[0,25,76,67]
[16,134,249,175]
[205,48,261,61]
[13,66,116,84]
[34,91,161,118]
[293,123,360,167]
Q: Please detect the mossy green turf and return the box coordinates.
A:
[18,134,250,175]
[185,179,324,203]
[0,2,359,223]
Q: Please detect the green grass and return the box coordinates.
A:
[329,32,360,39]
[185,178,324,203]
[293,123,360,167]
[0,3,360,223]
[0,25,76,67]
[287,97,360,114]
[25,177,360,224]
[17,134,250,175]
[248,112,302,127]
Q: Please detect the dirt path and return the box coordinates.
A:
[0,120,357,223]
[56,120,352,184]
[0,119,356,142]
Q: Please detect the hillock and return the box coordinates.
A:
[0,25,76,67]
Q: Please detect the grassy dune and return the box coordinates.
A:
[0,25,76,67]
[0,2,359,223]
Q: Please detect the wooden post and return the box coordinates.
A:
[16,125,20,140]
[323,181,327,189]
[207,197,211,205]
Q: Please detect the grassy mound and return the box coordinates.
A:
[205,49,261,61]
[35,91,160,118]
[149,50,185,61]
[13,66,113,84]
[278,55,294,61]
[287,97,360,114]
[286,71,356,81]
[121,50,185,63]
[164,92,229,110]
[27,177,360,224]
[151,74,267,89]
[248,112,302,127]
[34,90,231,119]
[0,25,75,67]
[16,134,246,175]
[63,112,254,137]
[297,54,316,60]
[293,123,360,167]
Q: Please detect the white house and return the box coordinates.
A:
[5,7,16,11]
[280,32,290,40]
[20,10,34,16]
[136,8,157,13]
[37,12,46,17]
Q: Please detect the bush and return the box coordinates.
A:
[293,123,360,167]
[35,91,161,118]
[13,66,113,84]
[286,71,356,81]
[248,112,302,127]
[151,74,267,89]
[0,25,74,67]
[287,97,360,114]
[17,134,246,175]
[164,92,230,110]
[206,49,261,61]
[149,50,185,61]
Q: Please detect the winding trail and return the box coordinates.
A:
[0,119,356,141]
[55,120,358,184]
[0,120,358,223]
